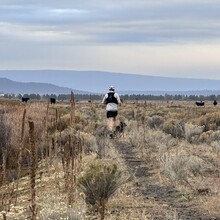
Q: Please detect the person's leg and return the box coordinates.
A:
[106,111,118,138]
[107,111,118,131]
[108,117,116,138]
[108,117,116,131]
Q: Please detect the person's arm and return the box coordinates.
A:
[101,94,107,104]
[115,93,121,104]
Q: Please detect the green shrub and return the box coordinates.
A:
[77,160,129,219]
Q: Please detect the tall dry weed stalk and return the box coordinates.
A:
[69,135,76,206]
[17,108,26,179]
[54,108,58,164]
[14,108,27,206]
[28,120,38,220]
[62,133,83,206]
[77,134,83,172]
[63,135,71,192]
[2,147,7,186]
[0,180,16,219]
[45,102,49,169]
[70,91,75,128]
[2,212,6,220]
[0,109,11,185]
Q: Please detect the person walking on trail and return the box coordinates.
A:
[102,86,121,137]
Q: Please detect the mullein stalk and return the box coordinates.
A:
[70,91,75,128]
[28,120,37,220]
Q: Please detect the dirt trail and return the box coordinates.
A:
[116,140,220,220]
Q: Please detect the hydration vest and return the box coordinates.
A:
[105,92,118,104]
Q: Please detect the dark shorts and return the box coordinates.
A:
[107,111,118,118]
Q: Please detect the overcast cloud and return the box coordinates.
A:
[1,0,220,80]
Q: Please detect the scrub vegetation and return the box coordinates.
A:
[0,98,219,219]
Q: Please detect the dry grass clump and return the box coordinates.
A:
[184,123,204,143]
[78,103,105,122]
[209,130,220,143]
[38,187,86,220]
[161,146,204,187]
[199,130,220,145]
[92,122,108,138]
[211,141,220,155]
[162,150,190,185]
[73,111,90,131]
[126,122,176,167]
[146,115,164,129]
[120,107,135,120]
[80,132,98,154]
[126,120,144,148]
[162,119,185,139]
[0,99,20,106]
[198,112,220,131]
[187,155,204,176]
[148,109,167,118]
[48,113,69,133]
[39,208,84,220]
[60,109,88,132]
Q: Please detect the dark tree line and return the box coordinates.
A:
[2,93,220,102]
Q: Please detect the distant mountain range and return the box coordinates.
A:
[0,70,220,95]
[0,77,87,95]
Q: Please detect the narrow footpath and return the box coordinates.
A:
[116,140,220,220]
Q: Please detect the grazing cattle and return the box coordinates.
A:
[213,100,217,106]
[50,98,56,104]
[22,97,30,103]
[195,101,205,106]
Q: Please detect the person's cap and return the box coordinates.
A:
[109,86,115,91]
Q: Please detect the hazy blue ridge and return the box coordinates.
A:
[0,77,88,94]
[0,70,220,95]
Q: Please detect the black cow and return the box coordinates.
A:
[213,100,217,106]
[195,101,205,106]
[50,98,56,104]
[22,97,30,103]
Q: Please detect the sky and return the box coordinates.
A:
[1,0,220,80]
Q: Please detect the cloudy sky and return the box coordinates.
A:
[1,0,220,80]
